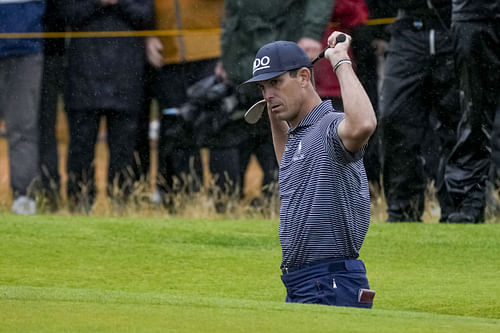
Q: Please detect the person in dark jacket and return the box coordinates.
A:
[39,0,66,212]
[62,0,155,212]
[379,0,461,222]
[444,0,500,223]
[213,0,335,212]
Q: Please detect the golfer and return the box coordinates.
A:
[241,32,376,308]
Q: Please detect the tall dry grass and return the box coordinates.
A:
[0,128,413,222]
[2,113,498,222]
[0,114,281,219]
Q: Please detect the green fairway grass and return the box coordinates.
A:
[0,214,499,332]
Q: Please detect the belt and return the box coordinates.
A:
[281,257,356,275]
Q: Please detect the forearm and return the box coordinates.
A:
[336,63,376,151]
[269,113,289,164]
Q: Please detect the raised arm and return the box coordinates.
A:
[268,109,290,164]
[324,32,376,153]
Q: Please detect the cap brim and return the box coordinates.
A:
[244,99,267,124]
[239,70,288,88]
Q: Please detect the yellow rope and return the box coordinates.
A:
[0,18,396,39]
[0,28,221,39]
[365,17,396,25]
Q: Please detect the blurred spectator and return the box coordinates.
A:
[139,0,224,211]
[444,1,500,223]
[0,0,46,215]
[61,0,155,213]
[379,1,461,222]
[39,0,66,211]
[213,0,335,212]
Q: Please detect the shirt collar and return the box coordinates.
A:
[287,100,333,135]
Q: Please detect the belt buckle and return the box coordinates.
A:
[282,267,289,274]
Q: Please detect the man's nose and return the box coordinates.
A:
[262,87,274,101]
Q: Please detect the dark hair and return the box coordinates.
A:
[289,67,313,82]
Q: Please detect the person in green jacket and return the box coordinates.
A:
[211,0,335,212]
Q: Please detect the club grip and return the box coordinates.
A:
[336,34,346,43]
[312,34,347,64]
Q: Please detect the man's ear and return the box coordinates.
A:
[298,67,311,87]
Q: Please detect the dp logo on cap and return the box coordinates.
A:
[253,56,271,74]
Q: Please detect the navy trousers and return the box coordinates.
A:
[281,259,373,308]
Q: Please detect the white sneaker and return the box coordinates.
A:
[11,196,37,216]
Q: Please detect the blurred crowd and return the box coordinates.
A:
[0,0,499,223]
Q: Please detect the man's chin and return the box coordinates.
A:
[271,107,286,119]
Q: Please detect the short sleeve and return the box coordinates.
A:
[325,113,365,164]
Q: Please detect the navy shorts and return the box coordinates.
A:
[281,259,373,308]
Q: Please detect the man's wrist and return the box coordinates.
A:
[333,59,352,72]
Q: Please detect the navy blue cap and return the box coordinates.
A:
[241,41,312,85]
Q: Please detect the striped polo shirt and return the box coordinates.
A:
[278,100,370,270]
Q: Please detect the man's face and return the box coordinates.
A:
[257,71,303,123]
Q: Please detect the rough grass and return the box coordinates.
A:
[0,214,499,332]
[3,128,500,222]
